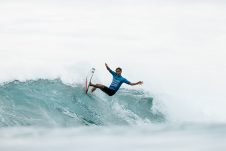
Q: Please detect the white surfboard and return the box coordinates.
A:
[85,68,95,94]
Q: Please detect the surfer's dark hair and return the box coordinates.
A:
[116,67,122,71]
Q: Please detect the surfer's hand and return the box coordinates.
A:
[105,63,110,70]
[138,81,143,85]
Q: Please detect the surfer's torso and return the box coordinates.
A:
[109,69,130,91]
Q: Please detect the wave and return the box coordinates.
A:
[0,79,165,127]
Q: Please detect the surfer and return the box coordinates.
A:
[90,63,143,96]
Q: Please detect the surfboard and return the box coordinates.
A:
[85,68,95,94]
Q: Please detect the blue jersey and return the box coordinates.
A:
[108,69,130,91]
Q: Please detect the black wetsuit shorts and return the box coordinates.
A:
[101,86,116,96]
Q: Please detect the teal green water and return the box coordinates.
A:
[0,79,164,127]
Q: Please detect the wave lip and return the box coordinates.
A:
[0,79,165,127]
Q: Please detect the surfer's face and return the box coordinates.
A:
[116,69,122,75]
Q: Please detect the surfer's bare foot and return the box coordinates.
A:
[91,87,96,93]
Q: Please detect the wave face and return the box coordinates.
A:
[0,79,164,127]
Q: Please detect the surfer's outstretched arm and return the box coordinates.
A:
[129,81,143,86]
[105,63,115,75]
[105,63,111,71]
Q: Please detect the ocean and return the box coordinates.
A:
[0,0,226,150]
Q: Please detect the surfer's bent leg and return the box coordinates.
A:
[90,83,115,96]
[90,83,105,92]
[90,83,105,89]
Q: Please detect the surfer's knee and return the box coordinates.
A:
[96,84,105,89]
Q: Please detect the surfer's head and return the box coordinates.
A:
[115,67,122,76]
